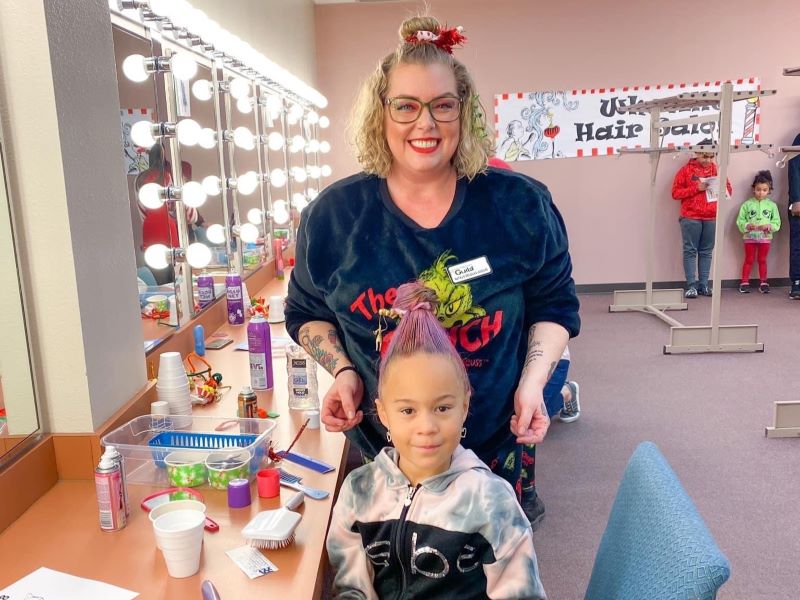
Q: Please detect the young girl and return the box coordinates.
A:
[326,282,546,600]
[736,170,781,293]
[671,141,733,298]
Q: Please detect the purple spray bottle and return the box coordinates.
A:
[226,271,244,325]
[247,315,273,390]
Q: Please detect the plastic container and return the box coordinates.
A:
[286,344,319,410]
[205,449,251,490]
[101,415,276,488]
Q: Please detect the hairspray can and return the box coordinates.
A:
[95,452,126,531]
[226,271,244,324]
[237,385,258,419]
[247,315,273,390]
[103,445,130,517]
[273,239,284,280]
[197,270,215,308]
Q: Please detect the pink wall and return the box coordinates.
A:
[314,0,800,285]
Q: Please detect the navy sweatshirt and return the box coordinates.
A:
[285,169,580,460]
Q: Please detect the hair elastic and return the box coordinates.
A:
[405,26,466,54]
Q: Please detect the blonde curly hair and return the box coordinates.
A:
[349,16,493,180]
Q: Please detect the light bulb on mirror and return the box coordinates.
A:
[247,208,263,225]
[186,242,212,268]
[229,77,251,100]
[321,164,332,177]
[267,132,284,151]
[176,119,201,146]
[138,182,164,209]
[144,244,171,270]
[198,128,217,149]
[308,165,321,179]
[192,79,214,101]
[266,94,282,114]
[130,120,156,148]
[289,135,305,153]
[147,0,171,16]
[306,139,320,153]
[306,110,319,125]
[319,116,330,129]
[270,168,287,188]
[272,200,290,225]
[202,175,221,196]
[122,54,149,82]
[237,171,259,195]
[236,96,252,114]
[319,140,331,154]
[206,223,226,245]
[292,167,307,183]
[233,126,255,150]
[239,223,259,244]
[288,103,304,121]
[170,52,198,81]
[181,181,207,208]
[292,192,306,205]
[307,187,319,200]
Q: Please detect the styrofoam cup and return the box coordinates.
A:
[149,500,206,525]
[153,509,205,578]
[151,400,170,416]
[159,351,184,371]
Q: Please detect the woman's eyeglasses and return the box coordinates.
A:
[384,95,461,123]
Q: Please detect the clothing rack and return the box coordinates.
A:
[766,67,800,435]
[610,83,776,353]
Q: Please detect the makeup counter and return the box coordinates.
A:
[0,273,347,599]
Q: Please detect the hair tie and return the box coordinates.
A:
[410,301,431,312]
[405,26,466,54]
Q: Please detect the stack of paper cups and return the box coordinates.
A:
[156,352,192,428]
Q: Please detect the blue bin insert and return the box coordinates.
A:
[150,431,261,468]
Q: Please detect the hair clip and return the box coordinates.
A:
[405,26,466,54]
[374,308,402,351]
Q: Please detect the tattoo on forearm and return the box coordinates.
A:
[299,325,339,375]
[328,328,344,355]
[546,361,557,381]
[523,339,544,369]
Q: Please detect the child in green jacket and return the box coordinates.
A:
[736,170,781,293]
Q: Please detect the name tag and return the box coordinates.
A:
[447,256,493,283]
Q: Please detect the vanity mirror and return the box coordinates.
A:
[112,23,182,352]
[0,122,40,462]
[109,1,332,353]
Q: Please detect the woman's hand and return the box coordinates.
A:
[510,379,551,444]
[698,182,708,191]
[321,369,365,433]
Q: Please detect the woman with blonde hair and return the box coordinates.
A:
[286,15,579,527]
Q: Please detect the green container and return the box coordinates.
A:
[164,451,208,487]
[205,450,251,490]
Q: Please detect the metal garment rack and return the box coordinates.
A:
[610,83,776,353]
[765,66,800,437]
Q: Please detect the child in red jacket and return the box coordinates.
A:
[671,140,733,298]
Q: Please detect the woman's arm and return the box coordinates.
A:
[511,322,569,444]
[296,321,364,432]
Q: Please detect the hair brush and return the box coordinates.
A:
[242,491,305,549]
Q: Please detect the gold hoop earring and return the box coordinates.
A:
[386,431,392,443]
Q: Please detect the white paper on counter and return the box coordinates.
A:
[0,567,138,600]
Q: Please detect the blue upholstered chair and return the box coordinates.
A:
[584,442,730,600]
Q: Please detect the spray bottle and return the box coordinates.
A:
[95,449,126,531]
[247,315,273,390]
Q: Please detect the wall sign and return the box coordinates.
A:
[494,77,761,161]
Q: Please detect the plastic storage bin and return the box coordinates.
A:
[101,415,276,488]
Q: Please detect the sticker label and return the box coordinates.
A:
[447,256,493,283]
